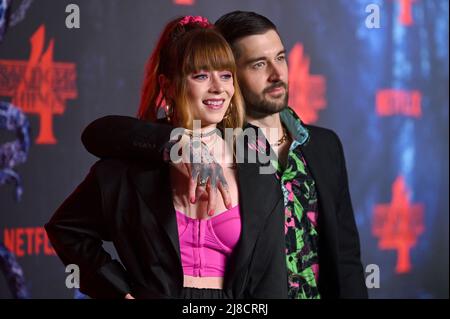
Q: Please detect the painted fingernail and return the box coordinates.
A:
[208,210,214,216]
[226,203,232,209]
[190,196,196,204]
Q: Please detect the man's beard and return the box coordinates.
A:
[244,81,288,119]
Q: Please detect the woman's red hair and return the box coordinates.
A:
[137,17,244,130]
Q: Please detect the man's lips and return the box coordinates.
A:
[264,83,287,97]
[267,87,285,94]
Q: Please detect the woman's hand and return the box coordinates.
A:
[124,293,135,299]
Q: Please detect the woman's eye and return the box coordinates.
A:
[193,73,208,80]
[220,73,232,80]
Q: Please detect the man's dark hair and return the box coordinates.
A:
[215,11,278,57]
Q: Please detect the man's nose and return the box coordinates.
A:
[268,63,283,82]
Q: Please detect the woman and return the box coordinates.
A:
[45,16,287,299]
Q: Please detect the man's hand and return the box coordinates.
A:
[124,293,135,299]
[186,159,231,217]
[165,134,231,216]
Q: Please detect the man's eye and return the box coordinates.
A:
[277,55,286,62]
[253,62,265,69]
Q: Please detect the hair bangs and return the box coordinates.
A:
[181,30,236,75]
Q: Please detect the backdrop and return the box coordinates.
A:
[0,0,448,299]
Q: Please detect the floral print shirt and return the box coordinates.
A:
[275,107,321,299]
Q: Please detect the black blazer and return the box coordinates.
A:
[299,124,368,298]
[80,116,368,299]
[45,148,288,299]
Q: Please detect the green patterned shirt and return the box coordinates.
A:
[275,107,321,299]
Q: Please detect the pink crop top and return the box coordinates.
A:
[176,205,241,277]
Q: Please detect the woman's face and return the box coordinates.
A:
[185,69,235,128]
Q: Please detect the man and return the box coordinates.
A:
[81,11,367,299]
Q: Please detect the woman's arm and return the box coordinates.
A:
[45,164,131,298]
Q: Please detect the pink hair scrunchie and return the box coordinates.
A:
[178,16,211,28]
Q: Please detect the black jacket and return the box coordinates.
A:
[45,131,288,299]
[78,115,368,298]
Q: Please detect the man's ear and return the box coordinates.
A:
[158,74,173,100]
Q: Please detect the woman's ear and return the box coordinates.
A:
[158,74,173,100]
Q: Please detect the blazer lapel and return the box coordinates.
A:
[225,159,283,292]
[128,163,182,270]
[127,151,284,295]
[299,136,340,294]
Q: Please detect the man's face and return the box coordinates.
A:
[234,30,288,117]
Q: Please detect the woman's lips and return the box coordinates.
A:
[203,99,225,110]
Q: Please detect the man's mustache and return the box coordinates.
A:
[263,82,288,94]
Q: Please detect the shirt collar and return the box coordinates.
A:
[280,107,310,147]
[243,107,310,148]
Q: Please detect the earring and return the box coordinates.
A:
[223,102,233,120]
[165,104,173,123]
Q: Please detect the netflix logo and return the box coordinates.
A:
[3,227,56,257]
[376,89,422,118]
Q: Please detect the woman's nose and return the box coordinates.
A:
[209,74,224,93]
